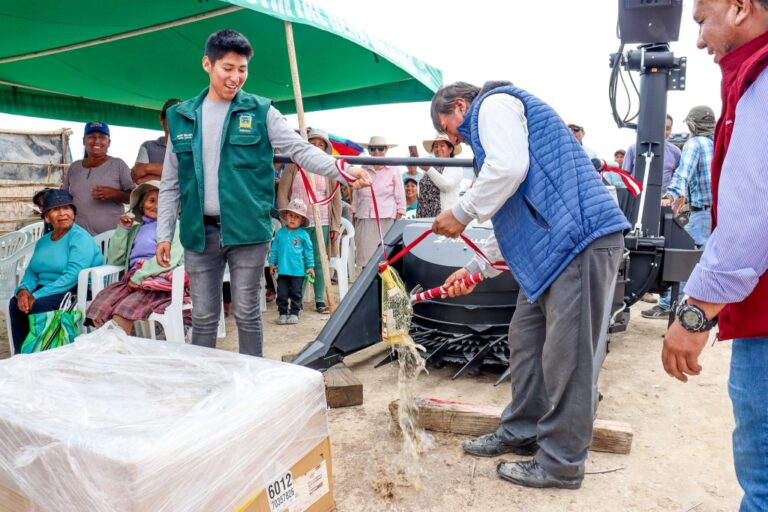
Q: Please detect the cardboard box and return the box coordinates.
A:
[0,330,332,511]
[238,437,334,512]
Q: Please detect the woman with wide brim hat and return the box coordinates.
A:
[416,133,464,218]
[85,180,187,335]
[9,190,103,353]
[276,127,342,313]
[351,136,406,270]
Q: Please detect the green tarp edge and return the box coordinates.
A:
[0,79,432,130]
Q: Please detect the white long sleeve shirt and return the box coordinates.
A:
[423,165,463,212]
[451,94,530,278]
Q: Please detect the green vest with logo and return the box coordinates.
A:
[165,89,274,252]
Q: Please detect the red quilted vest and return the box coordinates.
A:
[711,31,768,340]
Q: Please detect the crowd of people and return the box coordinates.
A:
[7,3,768,505]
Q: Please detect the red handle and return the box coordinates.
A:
[411,272,484,304]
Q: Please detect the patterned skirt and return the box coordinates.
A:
[86,269,188,325]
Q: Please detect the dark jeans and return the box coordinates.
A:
[277,275,304,316]
[184,224,269,357]
[9,292,69,353]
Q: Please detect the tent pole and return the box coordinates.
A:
[284,21,337,314]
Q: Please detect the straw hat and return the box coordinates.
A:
[360,135,397,149]
[308,127,333,155]
[422,133,462,156]
[129,180,161,218]
[279,198,310,227]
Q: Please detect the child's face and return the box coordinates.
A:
[285,211,303,229]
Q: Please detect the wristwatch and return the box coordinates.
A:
[676,301,718,333]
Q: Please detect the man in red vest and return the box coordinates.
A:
[662,1,768,509]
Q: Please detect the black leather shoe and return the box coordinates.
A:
[462,433,539,457]
[496,459,582,490]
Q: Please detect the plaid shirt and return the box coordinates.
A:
[665,136,714,208]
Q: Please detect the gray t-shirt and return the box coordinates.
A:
[62,157,134,235]
[135,137,167,165]
[201,99,231,215]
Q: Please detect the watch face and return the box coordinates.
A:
[682,309,701,329]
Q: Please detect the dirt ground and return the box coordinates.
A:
[0,296,741,511]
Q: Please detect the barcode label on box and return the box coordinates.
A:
[267,460,329,512]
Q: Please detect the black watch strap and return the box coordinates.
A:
[676,302,718,333]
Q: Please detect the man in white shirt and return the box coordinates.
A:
[431,80,629,490]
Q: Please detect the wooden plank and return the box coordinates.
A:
[590,419,634,455]
[324,363,363,408]
[389,398,633,455]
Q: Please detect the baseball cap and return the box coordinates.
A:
[84,122,110,136]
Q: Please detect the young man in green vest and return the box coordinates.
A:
[156,29,371,357]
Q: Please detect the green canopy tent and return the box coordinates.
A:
[0,0,442,312]
[0,0,442,129]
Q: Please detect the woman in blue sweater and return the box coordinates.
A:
[9,190,103,352]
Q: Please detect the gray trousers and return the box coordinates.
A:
[184,224,268,357]
[497,232,623,478]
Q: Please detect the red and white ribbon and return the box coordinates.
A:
[297,166,340,206]
[334,158,358,184]
[410,272,484,304]
[600,163,643,197]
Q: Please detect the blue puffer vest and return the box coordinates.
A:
[457,85,630,301]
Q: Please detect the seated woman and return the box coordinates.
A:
[9,190,103,353]
[86,180,184,334]
[416,133,464,218]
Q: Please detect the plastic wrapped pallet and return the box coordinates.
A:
[0,326,333,512]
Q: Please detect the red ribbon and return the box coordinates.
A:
[379,228,510,274]
[599,163,643,197]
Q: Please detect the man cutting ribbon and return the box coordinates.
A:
[430,80,629,490]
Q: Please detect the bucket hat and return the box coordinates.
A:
[129,180,161,218]
[280,198,310,227]
[42,189,77,215]
[308,128,334,155]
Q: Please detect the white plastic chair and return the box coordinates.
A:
[4,298,14,357]
[271,217,281,235]
[76,264,124,334]
[0,243,35,302]
[147,265,227,343]
[0,232,29,260]
[19,222,45,243]
[329,218,355,301]
[346,219,357,281]
[93,229,115,261]
[2,244,36,356]
[147,266,190,343]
